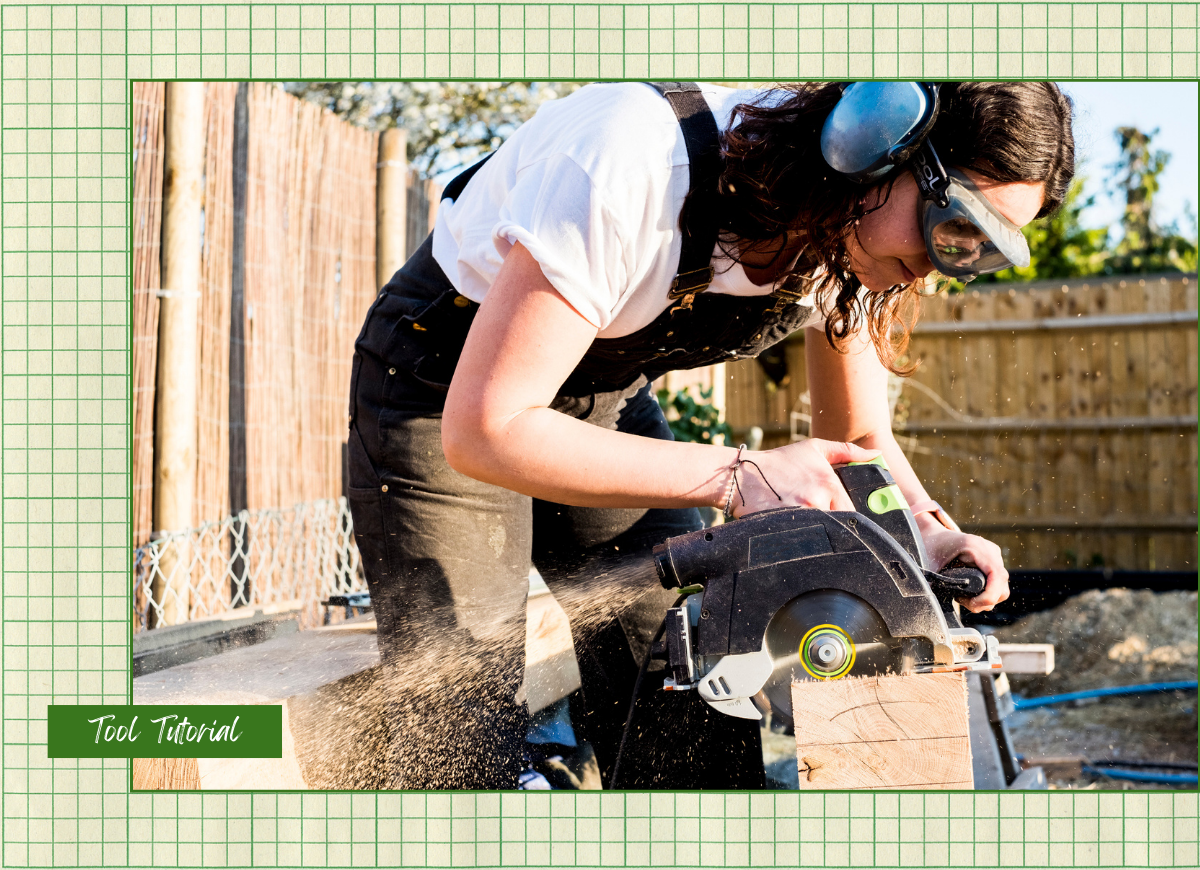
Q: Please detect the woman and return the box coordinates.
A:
[348,81,1075,789]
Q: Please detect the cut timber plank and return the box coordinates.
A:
[996,643,1055,675]
[792,672,973,790]
[519,591,583,713]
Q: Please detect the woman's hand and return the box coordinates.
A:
[918,519,1010,613]
[727,438,881,517]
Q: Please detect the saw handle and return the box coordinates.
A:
[925,559,987,600]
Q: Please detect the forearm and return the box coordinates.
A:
[445,406,738,510]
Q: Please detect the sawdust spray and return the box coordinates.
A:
[285,550,674,790]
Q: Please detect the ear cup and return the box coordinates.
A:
[820,82,941,183]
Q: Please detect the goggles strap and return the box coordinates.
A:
[909,139,951,208]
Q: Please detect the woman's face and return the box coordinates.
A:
[845,169,1046,292]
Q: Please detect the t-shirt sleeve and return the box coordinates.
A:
[491,153,631,330]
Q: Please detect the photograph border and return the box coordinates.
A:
[2,2,1198,867]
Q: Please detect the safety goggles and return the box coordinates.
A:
[917,165,1030,280]
[821,81,1031,282]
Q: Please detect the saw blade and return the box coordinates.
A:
[760,589,905,727]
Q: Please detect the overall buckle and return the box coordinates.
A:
[769,284,808,314]
[668,266,715,313]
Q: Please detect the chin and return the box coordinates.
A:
[857,272,905,293]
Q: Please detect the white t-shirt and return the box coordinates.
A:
[431,82,824,339]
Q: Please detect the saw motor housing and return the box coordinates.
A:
[650,462,1002,720]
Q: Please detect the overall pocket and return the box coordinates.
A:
[357,289,477,392]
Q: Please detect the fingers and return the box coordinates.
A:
[807,438,881,467]
[826,481,857,512]
[802,439,874,511]
[953,540,1010,613]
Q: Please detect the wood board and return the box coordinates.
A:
[791,672,973,790]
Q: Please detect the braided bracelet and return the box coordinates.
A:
[722,444,783,519]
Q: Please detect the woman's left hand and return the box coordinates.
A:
[919,523,1010,613]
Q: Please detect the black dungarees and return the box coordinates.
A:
[347,83,817,790]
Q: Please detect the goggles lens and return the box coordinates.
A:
[929,217,1013,274]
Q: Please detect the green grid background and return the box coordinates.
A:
[1,2,1197,867]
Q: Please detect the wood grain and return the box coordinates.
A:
[791,672,972,790]
[795,739,974,791]
[131,757,201,790]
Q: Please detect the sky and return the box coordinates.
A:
[1059,82,1198,236]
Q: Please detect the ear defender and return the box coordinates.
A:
[820,82,942,183]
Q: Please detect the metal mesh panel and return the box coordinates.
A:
[132,497,363,632]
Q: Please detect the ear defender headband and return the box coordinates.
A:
[820,81,1031,282]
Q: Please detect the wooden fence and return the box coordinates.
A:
[726,274,1198,571]
[131,82,165,549]
[132,84,442,552]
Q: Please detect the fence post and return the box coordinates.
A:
[376,127,408,288]
[229,82,251,606]
[152,81,205,626]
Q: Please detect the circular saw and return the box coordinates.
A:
[650,459,1002,722]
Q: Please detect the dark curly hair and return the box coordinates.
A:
[710,81,1075,372]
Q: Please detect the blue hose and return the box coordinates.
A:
[1012,680,1198,710]
[1082,765,1199,786]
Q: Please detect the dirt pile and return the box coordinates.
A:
[992,588,1197,696]
[991,588,1197,788]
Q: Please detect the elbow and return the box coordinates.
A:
[441,412,483,479]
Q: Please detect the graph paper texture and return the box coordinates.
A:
[1,2,1197,868]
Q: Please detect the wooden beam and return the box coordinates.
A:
[132,757,200,790]
[791,672,973,790]
[896,414,1196,433]
[912,309,1197,335]
[376,127,408,286]
[519,590,582,714]
[153,81,205,626]
[962,515,1198,533]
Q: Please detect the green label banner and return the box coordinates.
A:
[47,705,282,758]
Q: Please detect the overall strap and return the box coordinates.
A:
[649,82,722,313]
[441,152,496,202]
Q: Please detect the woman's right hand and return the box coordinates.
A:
[726,438,880,518]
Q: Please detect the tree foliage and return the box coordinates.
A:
[281,82,580,177]
[956,125,1196,290]
[656,386,732,446]
[1106,126,1198,274]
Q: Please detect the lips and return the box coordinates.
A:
[898,260,917,283]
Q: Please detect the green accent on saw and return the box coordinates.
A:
[798,624,857,681]
[867,484,910,514]
[676,584,703,595]
[847,455,890,470]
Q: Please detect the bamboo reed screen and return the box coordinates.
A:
[132,82,165,551]
[724,275,1198,571]
[196,83,237,527]
[242,83,379,512]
